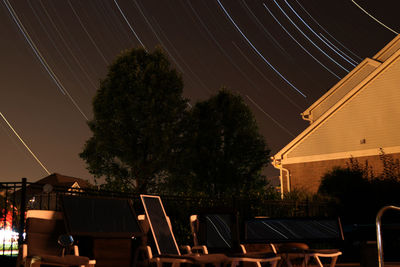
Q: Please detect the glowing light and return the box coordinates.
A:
[0,229,19,255]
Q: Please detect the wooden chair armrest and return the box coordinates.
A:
[191,245,208,254]
[22,244,27,260]
[73,245,79,256]
[179,245,192,254]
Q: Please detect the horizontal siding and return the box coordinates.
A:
[287,57,400,158]
[311,61,378,121]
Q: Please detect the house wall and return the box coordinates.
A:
[283,152,400,193]
[287,55,400,159]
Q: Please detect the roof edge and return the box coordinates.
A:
[273,47,400,167]
[373,34,400,62]
[301,58,381,121]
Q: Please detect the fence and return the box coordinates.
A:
[0,178,338,260]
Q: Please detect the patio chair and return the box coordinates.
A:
[273,243,342,267]
[18,209,95,267]
[140,195,280,267]
[245,218,343,267]
[139,194,231,267]
[61,195,143,267]
[190,213,280,267]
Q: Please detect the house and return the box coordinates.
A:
[272,35,400,195]
[26,173,93,209]
[26,173,92,193]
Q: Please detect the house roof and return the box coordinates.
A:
[301,35,400,124]
[272,35,400,167]
[31,173,92,188]
[301,58,381,123]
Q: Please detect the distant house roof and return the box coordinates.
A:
[32,173,92,188]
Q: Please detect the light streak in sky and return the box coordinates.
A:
[216,0,307,98]
[3,0,89,121]
[351,0,399,35]
[39,0,98,92]
[283,0,356,68]
[113,0,146,49]
[294,0,362,62]
[238,0,322,91]
[263,4,341,79]
[132,0,211,94]
[150,16,212,93]
[27,0,91,96]
[246,95,295,137]
[319,33,359,66]
[240,0,291,60]
[189,0,301,122]
[271,1,350,73]
[188,1,270,95]
[67,0,109,64]
[3,0,66,95]
[0,112,50,175]
[232,42,303,110]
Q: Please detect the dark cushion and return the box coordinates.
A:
[27,233,63,256]
[26,218,66,257]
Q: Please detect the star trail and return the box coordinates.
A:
[0,0,399,182]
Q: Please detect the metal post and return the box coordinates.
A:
[18,178,27,247]
[376,205,400,267]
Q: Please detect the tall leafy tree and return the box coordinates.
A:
[80,47,188,193]
[167,89,270,197]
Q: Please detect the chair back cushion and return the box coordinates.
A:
[26,217,65,256]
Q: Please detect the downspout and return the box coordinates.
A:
[278,168,284,199]
[281,166,291,196]
[272,157,290,199]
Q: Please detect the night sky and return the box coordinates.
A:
[1,0,399,183]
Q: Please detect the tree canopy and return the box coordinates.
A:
[80,47,188,193]
[81,47,272,196]
[167,89,271,197]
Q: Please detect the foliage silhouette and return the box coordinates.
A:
[319,150,400,223]
[166,89,271,198]
[80,47,188,193]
